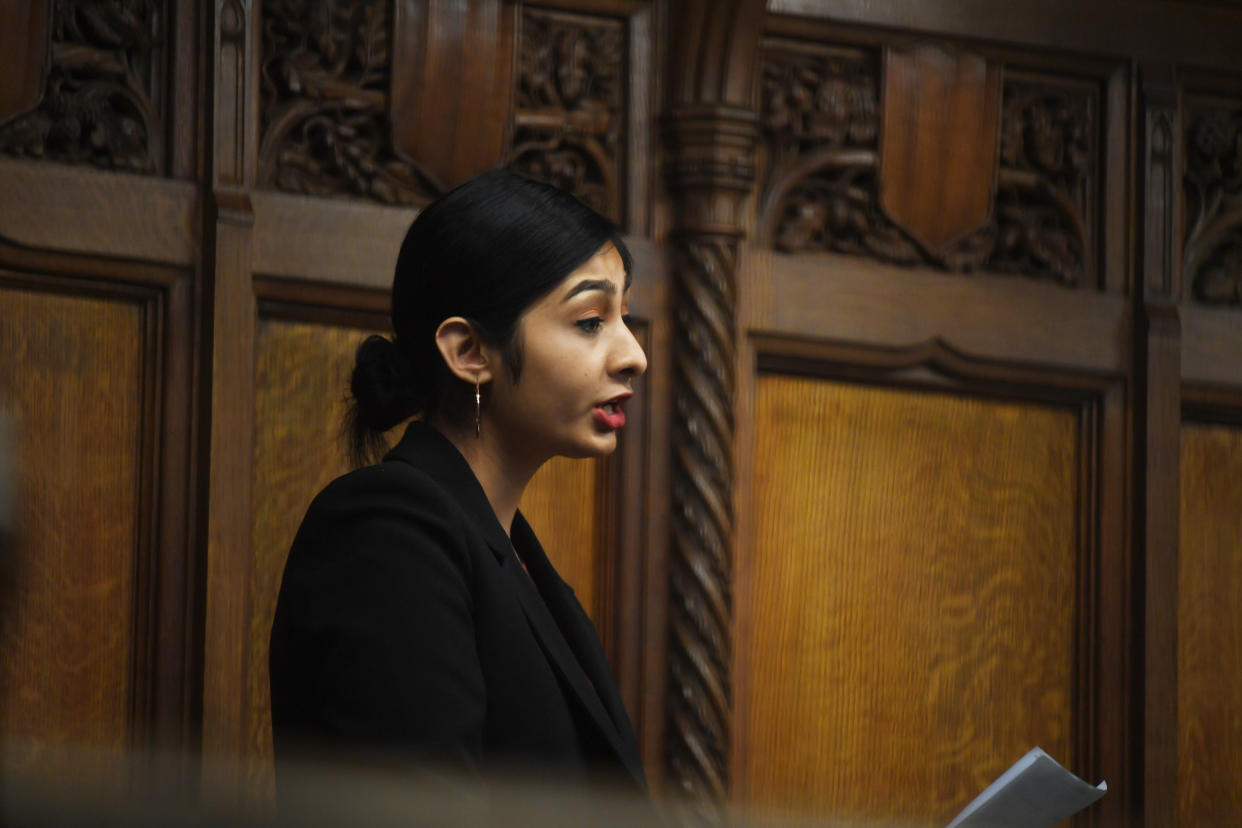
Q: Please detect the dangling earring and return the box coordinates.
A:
[475,379,482,438]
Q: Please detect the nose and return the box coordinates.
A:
[612,319,648,378]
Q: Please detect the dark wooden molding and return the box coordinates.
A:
[1134,62,1183,828]
[748,249,1130,375]
[0,158,198,268]
[767,0,1242,72]
[661,0,766,813]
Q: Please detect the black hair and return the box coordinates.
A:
[345,169,632,467]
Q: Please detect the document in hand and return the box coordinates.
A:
[944,747,1106,828]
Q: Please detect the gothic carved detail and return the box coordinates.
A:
[258,0,438,204]
[1184,101,1242,306]
[509,8,624,221]
[0,0,164,173]
[759,45,1098,287]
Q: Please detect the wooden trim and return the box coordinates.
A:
[249,191,417,289]
[749,249,1131,374]
[0,158,198,267]
[1183,383,1242,426]
[254,277,390,324]
[1182,303,1242,386]
[767,0,1242,72]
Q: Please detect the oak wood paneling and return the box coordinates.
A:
[735,374,1078,825]
[248,318,383,798]
[0,285,144,774]
[521,456,602,619]
[1177,422,1242,825]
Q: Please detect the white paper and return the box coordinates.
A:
[944,747,1106,828]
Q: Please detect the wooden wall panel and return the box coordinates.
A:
[521,456,602,619]
[247,318,382,799]
[735,374,1078,825]
[1177,422,1242,825]
[0,285,144,774]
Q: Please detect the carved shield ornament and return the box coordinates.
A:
[0,0,51,127]
[879,45,1002,256]
[390,0,517,190]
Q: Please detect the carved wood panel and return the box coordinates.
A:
[511,6,626,222]
[1184,96,1242,306]
[258,0,440,204]
[0,0,166,173]
[758,40,1099,287]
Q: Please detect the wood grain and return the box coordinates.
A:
[521,455,601,619]
[734,375,1078,825]
[0,285,143,776]
[1177,422,1242,825]
[247,319,386,800]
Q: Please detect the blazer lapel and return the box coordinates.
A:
[510,514,647,787]
[385,424,645,786]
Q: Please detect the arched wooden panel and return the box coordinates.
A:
[1177,421,1242,825]
[0,284,144,776]
[735,374,1078,824]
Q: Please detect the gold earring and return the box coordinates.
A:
[475,379,481,437]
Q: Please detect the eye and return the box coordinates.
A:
[621,314,635,328]
[576,317,604,334]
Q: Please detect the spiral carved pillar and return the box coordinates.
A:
[663,101,759,813]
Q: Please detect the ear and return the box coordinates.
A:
[434,317,496,385]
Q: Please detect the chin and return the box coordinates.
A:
[560,431,618,459]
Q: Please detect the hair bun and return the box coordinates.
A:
[349,335,424,432]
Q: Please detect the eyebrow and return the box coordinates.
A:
[562,279,619,302]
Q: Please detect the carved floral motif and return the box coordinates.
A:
[510,9,624,221]
[760,46,1097,287]
[1184,103,1242,306]
[258,0,438,204]
[0,0,163,173]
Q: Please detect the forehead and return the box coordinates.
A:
[556,244,629,295]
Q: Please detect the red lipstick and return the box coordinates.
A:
[593,396,629,430]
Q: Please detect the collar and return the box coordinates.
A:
[383,421,512,561]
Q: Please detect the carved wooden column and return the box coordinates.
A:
[662,0,765,814]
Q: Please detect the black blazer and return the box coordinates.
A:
[269,422,646,789]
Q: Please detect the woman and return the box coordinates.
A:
[269,170,648,791]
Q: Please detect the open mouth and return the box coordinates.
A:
[592,394,631,430]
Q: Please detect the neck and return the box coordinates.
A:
[429,416,542,538]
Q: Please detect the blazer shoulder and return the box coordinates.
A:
[289,459,478,580]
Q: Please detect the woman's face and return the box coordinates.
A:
[484,243,647,462]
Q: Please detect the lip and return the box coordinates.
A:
[592,392,632,431]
